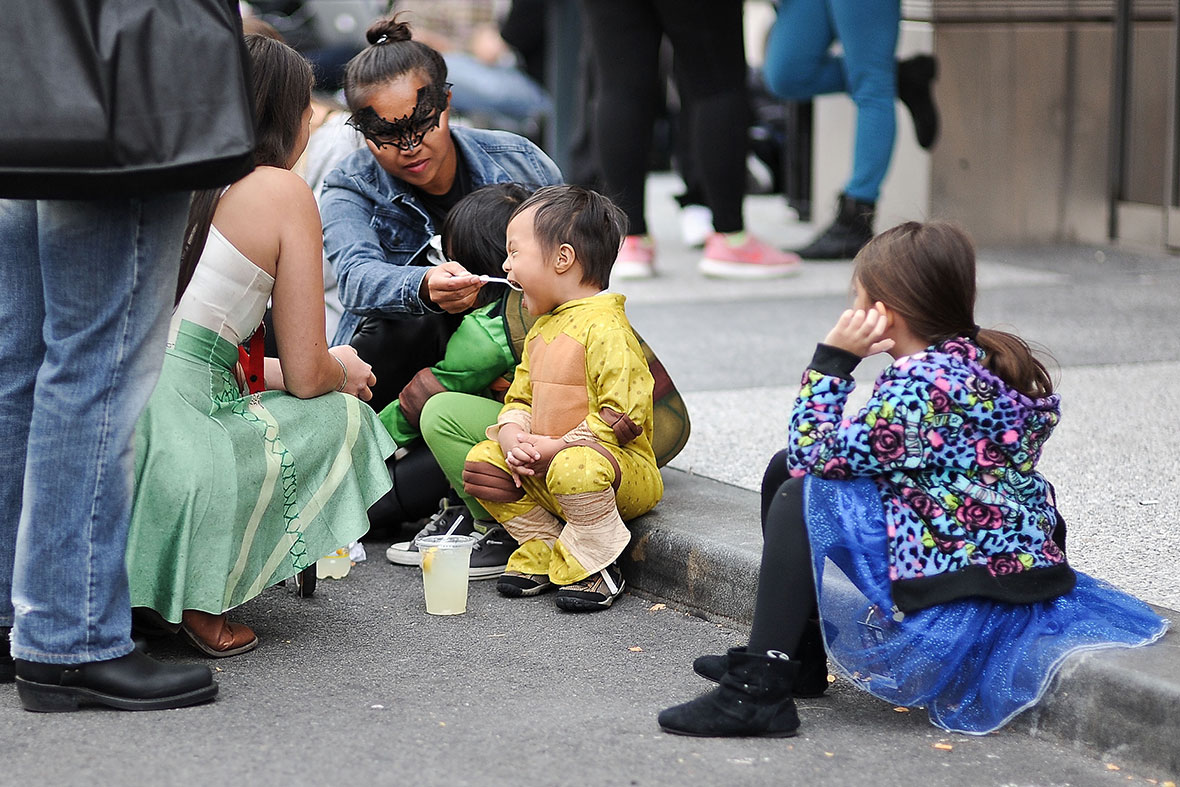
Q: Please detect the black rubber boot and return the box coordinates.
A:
[898,55,939,150]
[793,194,875,260]
[1,627,14,683]
[15,649,217,712]
[659,649,801,738]
[693,619,829,697]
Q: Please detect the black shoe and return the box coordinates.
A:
[14,649,218,712]
[496,571,555,597]
[793,194,875,260]
[693,621,829,697]
[660,649,801,738]
[898,55,939,150]
[553,563,625,612]
[1,627,13,683]
[469,526,517,580]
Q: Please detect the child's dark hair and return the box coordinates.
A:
[854,221,1055,398]
[442,183,534,307]
[177,35,314,305]
[510,185,627,290]
[343,15,448,111]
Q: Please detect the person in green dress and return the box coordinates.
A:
[125,36,395,658]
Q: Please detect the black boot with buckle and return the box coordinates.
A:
[692,617,828,698]
[793,193,875,260]
[659,648,801,738]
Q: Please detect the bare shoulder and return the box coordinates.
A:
[213,167,320,274]
[223,166,317,216]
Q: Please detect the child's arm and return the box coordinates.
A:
[585,327,653,448]
[789,308,930,479]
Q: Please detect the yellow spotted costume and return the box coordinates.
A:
[463,293,663,584]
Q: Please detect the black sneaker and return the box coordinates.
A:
[496,572,555,597]
[385,500,475,566]
[468,526,517,580]
[553,563,625,612]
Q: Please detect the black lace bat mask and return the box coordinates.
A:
[347,82,452,151]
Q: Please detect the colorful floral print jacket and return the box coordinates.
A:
[788,338,1075,612]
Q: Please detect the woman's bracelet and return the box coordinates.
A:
[333,354,348,392]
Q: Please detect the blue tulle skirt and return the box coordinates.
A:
[804,476,1169,735]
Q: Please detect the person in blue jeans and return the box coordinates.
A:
[763,0,939,260]
[0,196,218,711]
[319,13,563,555]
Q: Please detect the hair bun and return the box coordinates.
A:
[366,17,412,46]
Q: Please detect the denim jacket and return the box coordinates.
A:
[320,126,563,344]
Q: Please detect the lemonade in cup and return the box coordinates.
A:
[418,534,476,614]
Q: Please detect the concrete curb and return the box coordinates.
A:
[625,467,1180,777]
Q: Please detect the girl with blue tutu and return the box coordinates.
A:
[659,221,1168,737]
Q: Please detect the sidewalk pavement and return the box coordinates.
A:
[612,174,1180,777]
[2,175,1177,785]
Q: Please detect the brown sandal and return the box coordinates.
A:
[179,610,258,658]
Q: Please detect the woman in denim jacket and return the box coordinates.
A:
[319,14,562,530]
[320,15,563,350]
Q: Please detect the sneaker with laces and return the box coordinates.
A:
[612,234,655,280]
[496,571,555,597]
[468,525,517,580]
[553,563,626,611]
[385,500,475,566]
[698,233,802,279]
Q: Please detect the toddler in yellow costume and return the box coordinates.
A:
[462,185,664,611]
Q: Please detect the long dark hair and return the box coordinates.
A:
[853,221,1055,398]
[343,15,448,111]
[176,35,314,304]
[442,183,534,307]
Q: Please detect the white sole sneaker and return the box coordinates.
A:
[385,541,422,566]
[698,258,802,280]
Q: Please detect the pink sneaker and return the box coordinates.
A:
[699,233,802,279]
[612,234,655,280]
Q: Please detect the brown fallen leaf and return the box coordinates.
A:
[892,707,909,713]
[1105,764,1120,771]
[628,646,644,652]
[649,603,667,611]
[933,743,953,751]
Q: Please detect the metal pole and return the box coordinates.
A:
[1107,0,1132,240]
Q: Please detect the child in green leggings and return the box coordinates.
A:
[380,183,534,577]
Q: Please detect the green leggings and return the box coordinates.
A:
[419,391,503,524]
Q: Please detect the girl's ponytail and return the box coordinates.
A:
[974,328,1055,399]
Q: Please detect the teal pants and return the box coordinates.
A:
[419,392,503,526]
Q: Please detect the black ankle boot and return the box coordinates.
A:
[898,55,939,150]
[693,620,829,697]
[659,648,801,738]
[1,627,13,683]
[15,649,217,712]
[793,194,875,260]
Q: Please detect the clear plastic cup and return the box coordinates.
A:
[417,534,476,615]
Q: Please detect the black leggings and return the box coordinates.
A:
[748,449,819,655]
[579,0,749,235]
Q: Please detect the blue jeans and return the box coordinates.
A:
[763,0,901,203]
[0,195,189,664]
